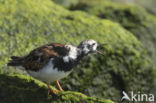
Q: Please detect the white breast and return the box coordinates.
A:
[27,58,72,82]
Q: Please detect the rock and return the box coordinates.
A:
[0,74,113,103]
[0,0,155,102]
[69,0,156,66]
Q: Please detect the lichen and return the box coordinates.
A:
[69,0,156,66]
[0,74,114,103]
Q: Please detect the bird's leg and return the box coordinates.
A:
[45,82,57,96]
[56,80,63,91]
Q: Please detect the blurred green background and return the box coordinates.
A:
[0,0,156,103]
[53,0,156,14]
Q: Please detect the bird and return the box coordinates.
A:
[7,39,104,95]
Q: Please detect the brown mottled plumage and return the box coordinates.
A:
[8,43,69,71]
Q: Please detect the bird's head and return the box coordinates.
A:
[78,39,104,56]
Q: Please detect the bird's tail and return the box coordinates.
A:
[7,56,23,66]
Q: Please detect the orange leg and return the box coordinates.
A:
[56,80,63,91]
[45,82,57,96]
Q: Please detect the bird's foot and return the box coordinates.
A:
[46,82,58,96]
[46,81,64,97]
[48,88,58,96]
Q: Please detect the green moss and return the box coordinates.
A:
[0,74,113,103]
[0,0,155,102]
[69,0,156,65]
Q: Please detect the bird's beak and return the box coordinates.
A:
[95,43,107,56]
[96,50,105,56]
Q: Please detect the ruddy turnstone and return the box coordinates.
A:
[7,39,104,95]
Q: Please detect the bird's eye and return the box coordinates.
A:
[87,45,92,49]
[92,43,95,45]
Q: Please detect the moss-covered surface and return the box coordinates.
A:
[0,74,113,103]
[69,0,156,65]
[0,0,155,102]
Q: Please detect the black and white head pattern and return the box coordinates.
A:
[78,39,98,55]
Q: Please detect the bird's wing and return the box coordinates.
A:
[21,43,69,71]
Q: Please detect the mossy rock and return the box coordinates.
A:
[0,0,155,102]
[0,74,113,103]
[69,0,156,66]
